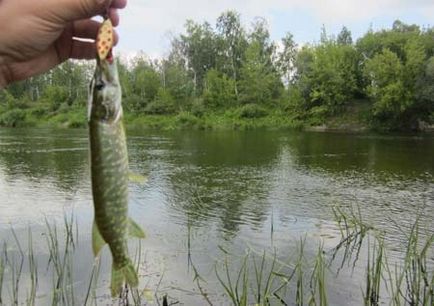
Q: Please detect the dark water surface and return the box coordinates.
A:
[0,128,433,305]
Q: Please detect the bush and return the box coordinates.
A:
[0,109,27,127]
[29,104,50,117]
[42,85,69,111]
[307,105,328,125]
[203,69,236,109]
[176,111,201,128]
[124,94,146,112]
[190,98,206,117]
[144,89,176,114]
[238,104,268,119]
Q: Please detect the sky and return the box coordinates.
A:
[115,0,434,58]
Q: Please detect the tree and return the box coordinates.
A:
[277,32,297,86]
[294,43,359,116]
[49,61,89,105]
[203,69,236,109]
[364,49,409,127]
[133,59,160,100]
[216,11,247,97]
[159,58,194,107]
[249,17,275,62]
[337,26,353,45]
[414,56,434,124]
[180,20,218,95]
[238,42,282,105]
[392,20,420,33]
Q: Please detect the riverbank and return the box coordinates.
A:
[0,103,375,132]
[1,103,433,132]
[0,106,306,131]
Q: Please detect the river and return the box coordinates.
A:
[0,128,433,305]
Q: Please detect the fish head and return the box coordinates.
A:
[89,50,122,123]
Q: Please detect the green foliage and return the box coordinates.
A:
[123,94,144,112]
[285,87,306,113]
[0,90,19,109]
[0,109,27,127]
[131,57,161,102]
[337,26,353,45]
[238,104,268,119]
[363,37,431,129]
[364,50,408,128]
[181,20,218,94]
[1,15,433,131]
[190,98,206,117]
[216,11,247,95]
[414,57,434,123]
[296,43,359,115]
[162,61,194,102]
[42,85,69,111]
[144,89,176,115]
[277,33,297,85]
[203,69,236,108]
[238,42,282,105]
[175,111,202,129]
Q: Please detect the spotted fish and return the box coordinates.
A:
[88,18,145,297]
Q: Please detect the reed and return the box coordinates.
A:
[0,206,432,305]
[0,243,5,305]
[26,228,38,306]
[364,239,384,306]
[210,207,433,306]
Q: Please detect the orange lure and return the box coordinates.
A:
[96,19,114,61]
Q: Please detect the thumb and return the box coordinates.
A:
[52,0,112,22]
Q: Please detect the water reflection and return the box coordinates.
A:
[1,128,432,237]
[160,132,278,237]
[287,132,434,176]
[0,128,433,304]
[0,128,88,191]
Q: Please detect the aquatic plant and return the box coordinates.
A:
[0,207,432,305]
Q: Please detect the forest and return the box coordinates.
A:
[1,11,433,131]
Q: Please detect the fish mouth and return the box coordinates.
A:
[106,49,114,64]
[97,50,117,83]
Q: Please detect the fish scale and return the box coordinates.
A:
[88,18,145,297]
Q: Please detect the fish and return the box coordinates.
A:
[88,18,145,297]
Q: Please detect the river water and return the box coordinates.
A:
[0,128,432,305]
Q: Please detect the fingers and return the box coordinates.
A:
[109,8,120,26]
[73,19,119,43]
[51,0,127,22]
[2,47,60,83]
[112,0,127,9]
[73,20,100,40]
[70,40,96,59]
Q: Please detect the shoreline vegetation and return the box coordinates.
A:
[1,104,433,133]
[1,12,433,133]
[0,206,432,305]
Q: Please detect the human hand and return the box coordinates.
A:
[0,0,127,88]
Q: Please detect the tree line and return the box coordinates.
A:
[1,11,433,130]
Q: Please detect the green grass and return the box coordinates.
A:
[0,104,306,131]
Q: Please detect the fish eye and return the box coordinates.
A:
[96,82,105,91]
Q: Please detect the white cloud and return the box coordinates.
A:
[117,0,434,56]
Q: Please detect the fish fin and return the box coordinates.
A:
[92,221,106,256]
[128,171,148,184]
[111,260,139,297]
[128,218,146,239]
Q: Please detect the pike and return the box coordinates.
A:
[88,18,145,296]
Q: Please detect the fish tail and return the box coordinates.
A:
[111,259,139,296]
